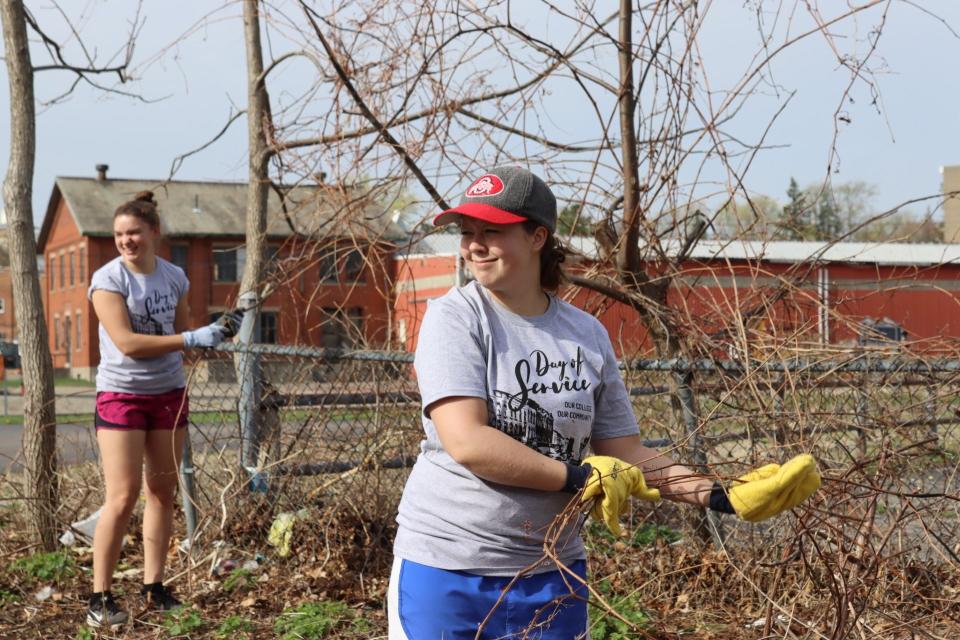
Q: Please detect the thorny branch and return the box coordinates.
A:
[7,1,949,637]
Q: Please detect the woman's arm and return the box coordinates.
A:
[592,435,713,507]
[91,290,185,358]
[429,396,567,492]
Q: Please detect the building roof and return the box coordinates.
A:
[399,233,606,258]
[37,176,404,251]
[682,239,960,267]
[400,233,960,268]
[402,232,460,257]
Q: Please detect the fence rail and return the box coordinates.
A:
[169,344,960,560]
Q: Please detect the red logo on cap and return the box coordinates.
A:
[465,174,504,198]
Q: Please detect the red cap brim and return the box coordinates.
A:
[433,202,527,227]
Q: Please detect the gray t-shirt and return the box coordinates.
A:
[393,281,640,575]
[88,256,189,394]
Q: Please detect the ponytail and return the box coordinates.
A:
[522,220,566,290]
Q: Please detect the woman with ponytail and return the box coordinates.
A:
[388,166,820,639]
[85,191,241,629]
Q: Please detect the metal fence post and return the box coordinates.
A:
[925,382,939,442]
[674,369,725,546]
[855,364,869,458]
[237,291,266,492]
[179,432,198,546]
[773,376,786,446]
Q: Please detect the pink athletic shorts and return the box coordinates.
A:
[94,388,189,431]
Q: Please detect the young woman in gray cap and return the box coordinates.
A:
[388,166,820,639]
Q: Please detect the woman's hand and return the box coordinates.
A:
[181,322,228,349]
[580,455,660,535]
[711,453,821,522]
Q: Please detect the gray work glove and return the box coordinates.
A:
[182,323,227,349]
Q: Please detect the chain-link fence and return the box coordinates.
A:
[178,343,420,567]
[178,344,960,569]
[617,356,960,576]
[2,343,957,636]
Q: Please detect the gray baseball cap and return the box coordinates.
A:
[433,165,557,232]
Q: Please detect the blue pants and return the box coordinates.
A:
[387,557,588,639]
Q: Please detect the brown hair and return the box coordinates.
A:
[522,220,566,291]
[114,190,160,230]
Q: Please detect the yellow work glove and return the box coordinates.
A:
[580,455,660,536]
[721,453,821,522]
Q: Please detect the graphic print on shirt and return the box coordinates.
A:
[487,346,593,464]
[129,288,177,336]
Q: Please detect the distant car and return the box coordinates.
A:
[0,341,20,369]
[858,318,905,346]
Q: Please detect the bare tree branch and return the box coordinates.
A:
[300,2,450,210]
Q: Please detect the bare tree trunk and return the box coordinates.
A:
[240,0,269,300]
[0,0,59,550]
[236,0,271,480]
[613,0,714,542]
[617,0,641,278]
[610,0,672,355]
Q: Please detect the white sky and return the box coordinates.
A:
[2,1,959,225]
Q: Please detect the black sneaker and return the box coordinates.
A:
[87,591,128,629]
[141,582,181,611]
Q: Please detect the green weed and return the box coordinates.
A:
[590,580,651,640]
[631,523,681,546]
[74,627,94,640]
[163,607,203,637]
[215,615,254,638]
[9,551,76,582]
[274,600,370,639]
[222,568,255,593]
[584,521,680,549]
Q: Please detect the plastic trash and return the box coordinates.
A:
[267,513,296,557]
[746,614,789,629]
[246,469,269,493]
[214,559,238,577]
[34,586,54,602]
[59,508,102,547]
[214,558,259,575]
[114,568,139,579]
[267,509,309,557]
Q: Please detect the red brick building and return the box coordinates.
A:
[36,170,400,379]
[393,236,960,356]
[34,170,960,379]
[0,229,15,343]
